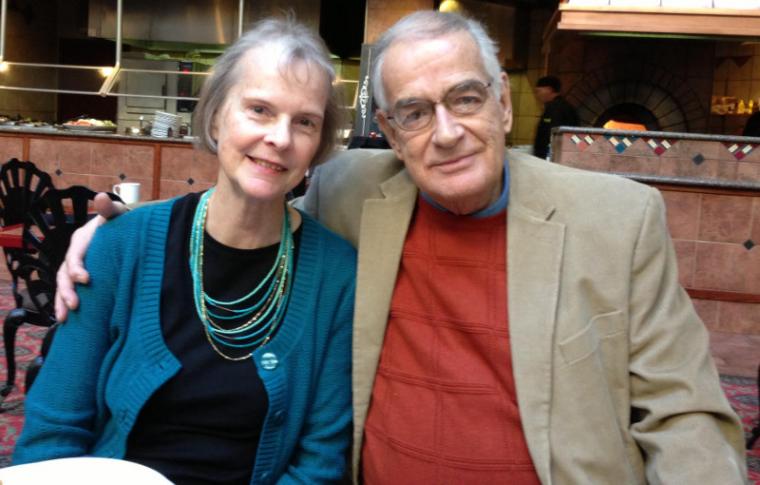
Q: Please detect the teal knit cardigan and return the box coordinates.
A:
[13,199,356,484]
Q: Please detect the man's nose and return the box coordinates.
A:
[431,103,464,147]
[264,116,292,150]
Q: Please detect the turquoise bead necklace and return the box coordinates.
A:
[189,188,294,361]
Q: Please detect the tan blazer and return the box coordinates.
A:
[300,148,747,484]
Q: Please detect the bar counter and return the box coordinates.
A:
[0,126,217,201]
[553,127,760,336]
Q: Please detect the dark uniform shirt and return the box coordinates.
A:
[533,96,579,160]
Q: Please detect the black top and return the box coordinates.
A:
[743,111,760,137]
[533,96,579,160]
[124,191,301,485]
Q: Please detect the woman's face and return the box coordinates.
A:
[213,46,330,202]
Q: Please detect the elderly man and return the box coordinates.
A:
[56,11,745,484]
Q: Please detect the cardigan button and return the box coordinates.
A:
[272,410,285,425]
[261,352,278,370]
[259,471,271,482]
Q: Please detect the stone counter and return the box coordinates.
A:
[0,126,216,201]
[553,127,760,336]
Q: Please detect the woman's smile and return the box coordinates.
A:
[248,156,287,173]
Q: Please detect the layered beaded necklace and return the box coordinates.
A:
[189,188,294,361]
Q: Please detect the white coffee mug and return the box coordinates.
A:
[113,182,141,204]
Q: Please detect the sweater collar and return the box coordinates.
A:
[419,157,509,218]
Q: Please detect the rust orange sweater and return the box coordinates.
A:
[362,197,540,484]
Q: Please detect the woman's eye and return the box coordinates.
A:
[249,105,271,118]
[295,118,319,132]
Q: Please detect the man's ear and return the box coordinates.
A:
[499,71,513,135]
[376,111,404,160]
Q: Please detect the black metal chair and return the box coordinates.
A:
[24,185,122,272]
[0,158,54,306]
[10,254,58,394]
[0,159,54,400]
[2,184,121,398]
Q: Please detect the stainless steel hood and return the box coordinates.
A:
[88,0,238,46]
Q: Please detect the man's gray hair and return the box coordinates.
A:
[193,17,340,166]
[371,11,503,111]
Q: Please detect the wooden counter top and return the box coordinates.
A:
[0,125,195,144]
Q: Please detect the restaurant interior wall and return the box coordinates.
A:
[365,0,434,43]
[710,41,760,136]
[548,34,716,134]
[0,0,58,123]
[507,7,555,147]
[2,0,345,126]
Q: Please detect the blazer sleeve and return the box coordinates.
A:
[626,188,746,483]
[278,247,355,484]
[12,222,124,464]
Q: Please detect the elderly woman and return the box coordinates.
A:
[13,18,355,484]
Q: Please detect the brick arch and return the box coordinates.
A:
[565,62,706,133]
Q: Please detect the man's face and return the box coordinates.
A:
[534,86,555,104]
[376,31,512,215]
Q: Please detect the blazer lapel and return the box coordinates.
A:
[352,169,417,470]
[507,154,566,485]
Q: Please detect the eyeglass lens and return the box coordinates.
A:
[392,80,490,131]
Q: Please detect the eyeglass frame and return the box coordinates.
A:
[384,79,494,132]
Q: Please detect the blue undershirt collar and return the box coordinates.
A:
[420,157,510,218]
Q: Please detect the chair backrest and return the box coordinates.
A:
[0,159,54,228]
[24,186,121,273]
[0,159,55,306]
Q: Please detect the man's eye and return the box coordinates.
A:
[400,106,428,123]
[452,94,482,107]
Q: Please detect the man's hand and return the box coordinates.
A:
[54,193,128,321]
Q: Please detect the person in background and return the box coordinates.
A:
[13,18,355,485]
[742,110,760,137]
[56,10,746,484]
[533,75,579,160]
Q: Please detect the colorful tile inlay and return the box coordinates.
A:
[723,142,756,160]
[643,137,676,156]
[605,135,637,154]
[569,134,596,151]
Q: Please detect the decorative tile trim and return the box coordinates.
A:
[643,137,676,156]
[722,142,756,160]
[605,135,637,154]
[569,134,596,151]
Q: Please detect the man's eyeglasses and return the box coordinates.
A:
[386,80,492,132]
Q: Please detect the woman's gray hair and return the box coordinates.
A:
[370,11,503,111]
[193,17,340,167]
